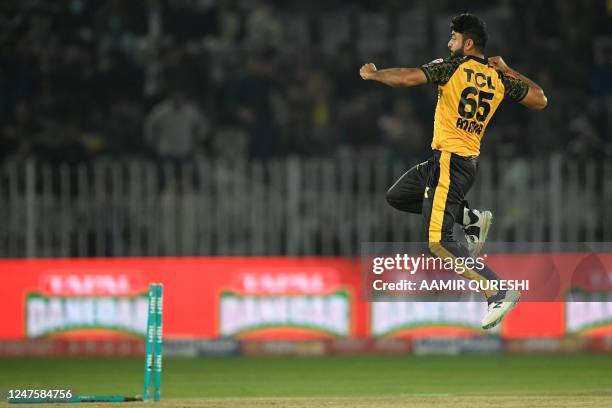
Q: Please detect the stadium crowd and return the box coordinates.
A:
[1,0,611,165]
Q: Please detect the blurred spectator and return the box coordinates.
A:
[2,100,39,159]
[144,89,209,160]
[225,49,284,158]
[0,0,610,162]
[329,45,362,102]
[379,98,427,164]
[341,93,380,154]
[107,97,144,154]
[305,69,336,154]
[567,110,605,158]
[245,1,284,51]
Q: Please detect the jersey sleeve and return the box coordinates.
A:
[420,57,463,86]
[499,71,529,102]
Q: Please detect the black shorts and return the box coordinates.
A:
[386,150,477,243]
[386,150,504,298]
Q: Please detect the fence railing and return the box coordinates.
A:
[1,154,611,258]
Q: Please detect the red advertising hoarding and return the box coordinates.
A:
[0,258,364,340]
[1,256,611,340]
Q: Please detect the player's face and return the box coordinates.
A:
[448,31,465,57]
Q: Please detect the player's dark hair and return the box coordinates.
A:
[450,13,487,52]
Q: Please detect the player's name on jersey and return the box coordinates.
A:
[456,118,484,135]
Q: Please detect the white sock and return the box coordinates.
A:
[463,208,477,226]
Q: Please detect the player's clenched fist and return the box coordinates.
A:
[488,56,510,73]
[360,63,377,79]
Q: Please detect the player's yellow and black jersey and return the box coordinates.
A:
[420,55,529,157]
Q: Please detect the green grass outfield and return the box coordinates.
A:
[1,355,612,407]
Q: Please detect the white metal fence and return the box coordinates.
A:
[1,155,611,258]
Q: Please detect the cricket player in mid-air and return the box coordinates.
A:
[360,13,547,329]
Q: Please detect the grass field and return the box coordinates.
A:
[1,355,612,407]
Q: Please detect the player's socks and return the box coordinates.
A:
[463,207,478,225]
[463,209,493,257]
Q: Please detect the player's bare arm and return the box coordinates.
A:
[489,56,548,110]
[359,63,427,87]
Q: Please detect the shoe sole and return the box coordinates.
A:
[482,292,521,330]
[472,211,493,257]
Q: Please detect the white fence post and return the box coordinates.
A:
[1,155,610,257]
[549,154,563,246]
[286,157,301,256]
[25,160,36,258]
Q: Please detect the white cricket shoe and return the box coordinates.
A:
[481,290,521,330]
[464,209,493,258]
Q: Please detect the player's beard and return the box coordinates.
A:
[449,41,466,58]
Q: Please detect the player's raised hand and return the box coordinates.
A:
[360,63,377,80]
[488,56,510,73]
